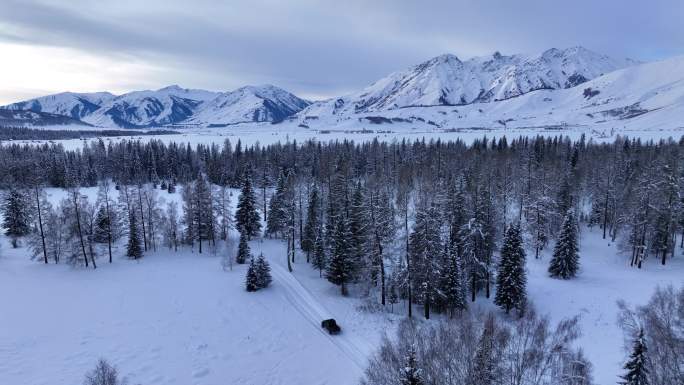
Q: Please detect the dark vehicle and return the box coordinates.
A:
[321,319,341,335]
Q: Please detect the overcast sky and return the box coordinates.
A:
[0,0,681,104]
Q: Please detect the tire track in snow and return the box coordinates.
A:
[269,261,368,370]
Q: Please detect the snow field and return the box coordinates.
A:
[0,186,683,385]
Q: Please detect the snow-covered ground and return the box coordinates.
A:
[528,228,684,385]
[0,187,394,385]
[1,190,683,385]
[6,122,684,154]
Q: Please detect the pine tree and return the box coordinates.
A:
[301,185,320,258]
[409,202,443,319]
[441,244,467,315]
[494,224,527,314]
[311,232,327,277]
[400,345,423,385]
[126,213,143,259]
[266,170,292,237]
[236,231,251,264]
[245,257,259,292]
[620,329,649,385]
[348,181,369,279]
[525,183,554,259]
[549,210,580,279]
[93,206,112,244]
[326,216,353,295]
[255,253,272,289]
[235,172,261,240]
[2,187,31,247]
[193,173,216,254]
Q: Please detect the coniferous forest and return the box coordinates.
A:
[2,134,684,385]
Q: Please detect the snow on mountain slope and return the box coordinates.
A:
[3,85,310,128]
[186,85,310,126]
[83,85,220,128]
[0,108,92,127]
[302,46,635,116]
[4,92,115,120]
[295,55,684,132]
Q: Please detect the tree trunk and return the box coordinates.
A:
[602,182,609,239]
[72,191,89,268]
[138,188,147,252]
[103,187,113,263]
[405,197,412,318]
[34,187,48,264]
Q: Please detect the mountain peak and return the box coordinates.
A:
[156,84,185,92]
[308,46,636,114]
[427,53,461,65]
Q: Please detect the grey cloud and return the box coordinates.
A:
[0,0,682,100]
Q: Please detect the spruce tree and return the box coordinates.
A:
[302,185,320,258]
[235,173,261,240]
[326,216,353,295]
[236,231,251,264]
[311,232,327,277]
[549,210,580,279]
[93,206,111,244]
[2,187,31,247]
[245,257,259,292]
[409,203,442,319]
[620,329,649,385]
[494,224,527,314]
[126,213,143,259]
[266,171,290,237]
[255,253,272,289]
[348,181,369,278]
[400,345,423,385]
[441,245,467,315]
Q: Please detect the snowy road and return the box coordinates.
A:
[269,260,369,369]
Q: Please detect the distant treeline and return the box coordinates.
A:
[0,126,178,141]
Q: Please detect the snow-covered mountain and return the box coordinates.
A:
[187,85,311,126]
[303,46,636,116]
[2,85,309,128]
[295,54,684,132]
[0,109,92,127]
[84,85,220,128]
[5,92,115,120]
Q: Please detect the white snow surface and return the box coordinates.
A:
[83,85,220,127]
[297,54,684,133]
[0,188,683,385]
[186,85,311,126]
[0,187,391,385]
[4,91,116,120]
[302,46,635,115]
[2,85,310,128]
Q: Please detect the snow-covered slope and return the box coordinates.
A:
[3,85,309,128]
[295,54,684,132]
[303,46,635,116]
[83,85,220,128]
[0,108,91,127]
[4,92,115,120]
[187,85,311,126]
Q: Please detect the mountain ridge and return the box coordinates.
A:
[3,84,310,128]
